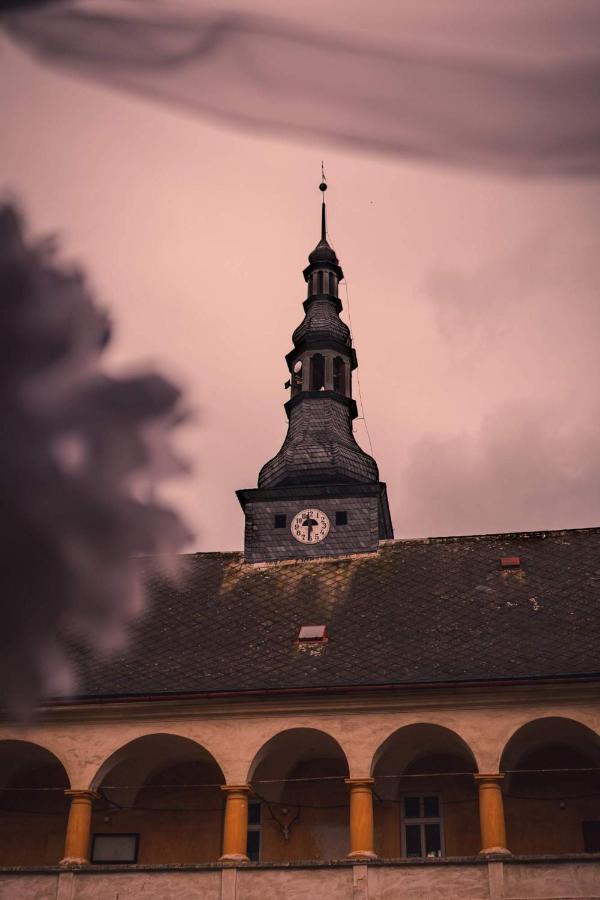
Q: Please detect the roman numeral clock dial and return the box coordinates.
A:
[292,508,330,544]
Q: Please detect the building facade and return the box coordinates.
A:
[1,186,600,900]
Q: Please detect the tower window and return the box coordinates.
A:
[311,354,325,391]
[318,271,324,294]
[274,514,286,529]
[333,357,346,395]
[336,511,348,526]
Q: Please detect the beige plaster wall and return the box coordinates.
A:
[368,863,490,900]
[503,861,600,899]
[2,684,600,868]
[236,867,353,900]
[2,686,599,788]
[0,874,58,900]
[2,861,600,900]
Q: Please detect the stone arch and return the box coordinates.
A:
[371,723,479,859]
[499,716,600,774]
[0,739,71,865]
[371,723,479,777]
[90,733,226,864]
[499,716,600,855]
[247,727,350,862]
[247,726,350,784]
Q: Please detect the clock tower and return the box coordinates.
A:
[237,180,393,563]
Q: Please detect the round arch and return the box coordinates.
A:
[247,727,350,784]
[0,739,71,866]
[371,722,479,777]
[247,727,350,863]
[371,723,479,860]
[499,716,600,856]
[500,716,600,773]
[90,733,226,865]
[90,732,225,792]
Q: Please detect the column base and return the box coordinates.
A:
[219,853,249,863]
[59,857,89,867]
[479,847,511,856]
[347,850,378,860]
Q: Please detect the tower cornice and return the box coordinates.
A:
[284,390,358,421]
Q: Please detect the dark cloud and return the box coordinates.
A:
[0,203,191,717]
[3,1,600,176]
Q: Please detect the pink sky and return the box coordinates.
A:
[2,20,600,552]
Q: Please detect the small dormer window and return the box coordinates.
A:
[274,514,286,528]
[297,625,328,643]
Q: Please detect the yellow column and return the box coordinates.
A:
[220,785,251,862]
[345,778,377,860]
[476,774,510,855]
[60,790,98,865]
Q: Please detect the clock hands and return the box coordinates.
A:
[302,515,318,541]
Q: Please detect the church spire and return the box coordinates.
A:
[257,178,378,488]
[236,180,393,563]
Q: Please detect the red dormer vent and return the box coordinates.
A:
[500,556,521,568]
[297,624,328,643]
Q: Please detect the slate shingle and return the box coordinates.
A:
[70,527,600,700]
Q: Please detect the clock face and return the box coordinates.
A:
[291,508,330,544]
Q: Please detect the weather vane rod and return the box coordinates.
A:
[319,161,328,241]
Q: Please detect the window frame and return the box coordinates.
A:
[91,832,140,864]
[400,793,444,859]
[247,799,262,862]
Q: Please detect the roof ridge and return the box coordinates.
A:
[380,525,600,548]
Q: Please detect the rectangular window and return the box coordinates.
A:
[91,833,139,864]
[583,821,600,853]
[274,514,286,528]
[335,510,348,526]
[247,801,261,861]
[401,795,443,858]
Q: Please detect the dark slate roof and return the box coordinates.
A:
[71,527,600,701]
[258,396,379,488]
[292,299,351,346]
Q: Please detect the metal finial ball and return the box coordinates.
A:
[319,181,328,192]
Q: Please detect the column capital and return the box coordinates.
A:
[220,784,251,795]
[64,789,100,801]
[475,774,505,786]
[345,777,375,788]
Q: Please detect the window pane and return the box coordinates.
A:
[425,823,442,856]
[92,834,138,863]
[248,802,261,826]
[583,821,600,853]
[247,829,260,861]
[405,824,422,857]
[404,796,421,818]
[423,795,439,818]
